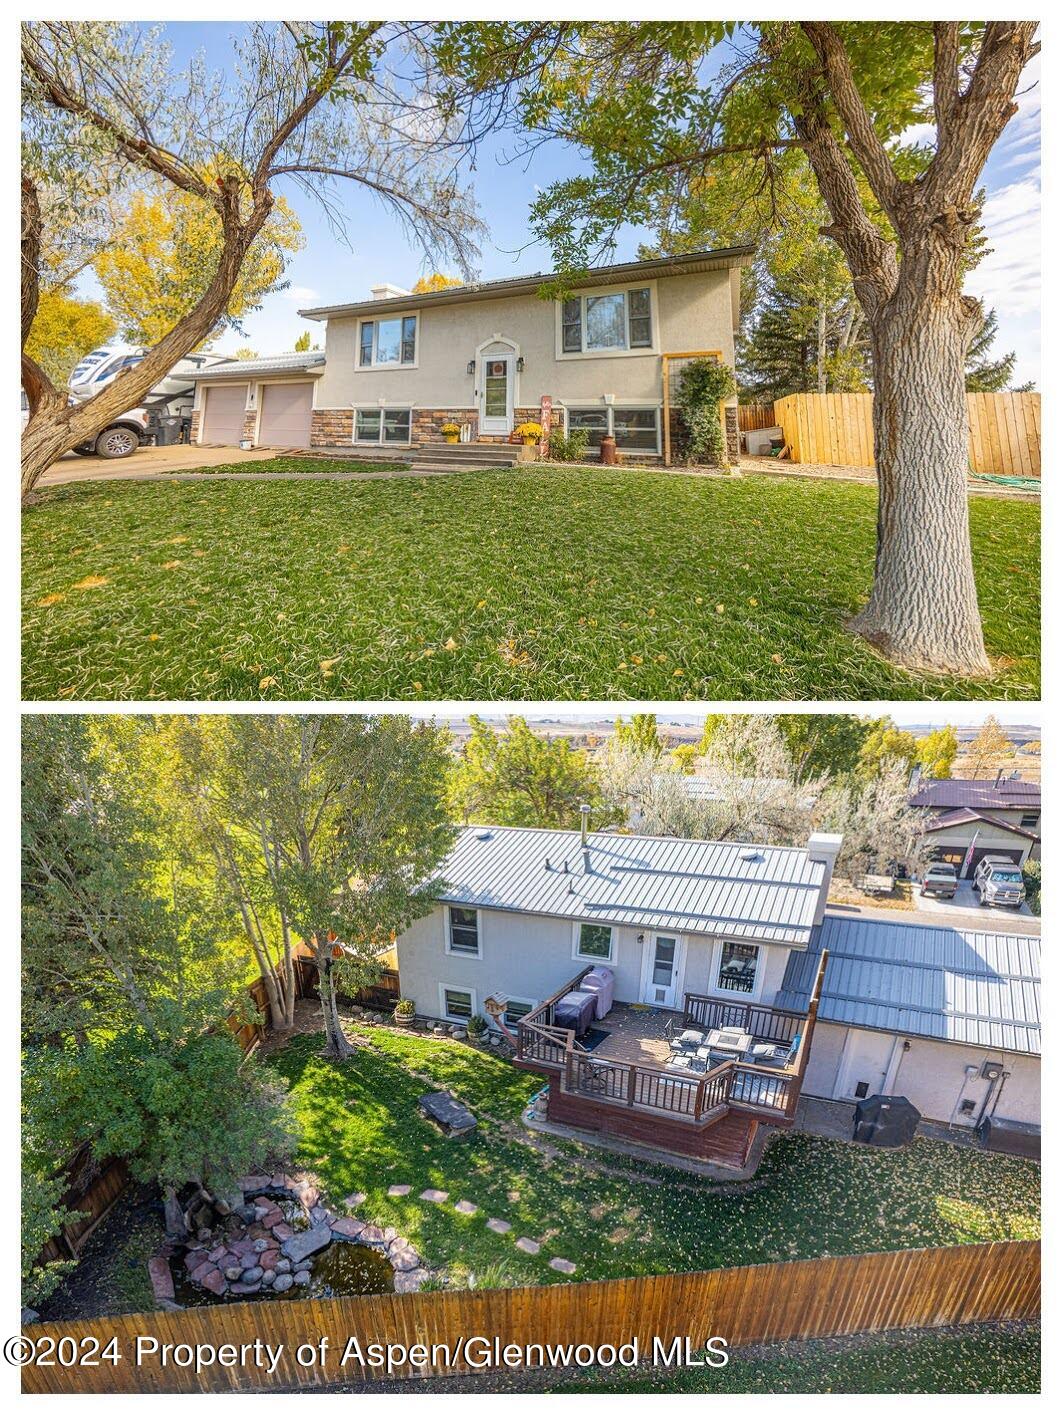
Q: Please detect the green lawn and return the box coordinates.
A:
[22,466,1039,700]
[550,1324,1040,1394]
[181,456,407,475]
[267,1026,1040,1289]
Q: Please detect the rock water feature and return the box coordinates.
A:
[150,1173,428,1308]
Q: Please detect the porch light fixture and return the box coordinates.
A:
[516,356,525,372]
[466,359,476,375]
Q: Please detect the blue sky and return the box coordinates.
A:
[100,24,1041,387]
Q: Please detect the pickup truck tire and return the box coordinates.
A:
[95,426,140,459]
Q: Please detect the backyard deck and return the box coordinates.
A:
[513,957,828,1169]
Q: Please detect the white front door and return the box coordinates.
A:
[642,934,681,1008]
[834,1029,895,1102]
[479,355,513,435]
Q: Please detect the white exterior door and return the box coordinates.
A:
[479,355,513,435]
[834,1029,896,1102]
[642,934,681,1008]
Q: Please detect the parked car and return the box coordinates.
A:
[973,855,1027,908]
[919,862,959,899]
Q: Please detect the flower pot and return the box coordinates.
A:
[443,434,459,444]
[522,436,537,446]
[394,1011,415,1027]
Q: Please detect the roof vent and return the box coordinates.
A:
[475,829,493,841]
[740,849,762,862]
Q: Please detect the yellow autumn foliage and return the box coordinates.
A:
[411,272,464,293]
[95,170,304,346]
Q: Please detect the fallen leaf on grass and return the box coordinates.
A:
[36,593,66,607]
[71,575,108,590]
[444,637,458,651]
[162,560,182,570]
[319,657,341,676]
[259,676,279,690]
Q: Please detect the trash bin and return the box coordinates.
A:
[155,415,184,447]
[852,1094,921,1147]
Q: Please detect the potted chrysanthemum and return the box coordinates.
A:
[440,421,461,445]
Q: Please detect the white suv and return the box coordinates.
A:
[973,856,1026,909]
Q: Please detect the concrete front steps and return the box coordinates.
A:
[407,441,526,473]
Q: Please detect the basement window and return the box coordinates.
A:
[503,998,535,1028]
[355,408,411,445]
[440,986,475,1022]
[566,406,661,454]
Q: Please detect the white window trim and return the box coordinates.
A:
[352,404,414,448]
[438,982,477,1023]
[444,904,482,959]
[571,919,615,964]
[708,937,764,1002]
[496,995,537,1030]
[554,280,659,361]
[356,311,420,370]
[562,402,663,456]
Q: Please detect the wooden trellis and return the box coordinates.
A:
[661,349,728,466]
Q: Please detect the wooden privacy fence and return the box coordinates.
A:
[737,402,777,432]
[22,1239,1039,1394]
[771,391,1041,476]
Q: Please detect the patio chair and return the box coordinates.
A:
[748,1033,801,1069]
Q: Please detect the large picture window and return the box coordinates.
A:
[567,406,660,454]
[558,286,653,355]
[717,941,759,994]
[358,314,417,367]
[355,408,411,445]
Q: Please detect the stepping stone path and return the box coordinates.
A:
[515,1237,541,1255]
[387,1184,411,1197]
[149,1172,430,1306]
[419,1188,449,1203]
[486,1218,512,1234]
[453,1200,478,1215]
[549,1258,577,1275]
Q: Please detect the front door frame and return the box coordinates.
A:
[476,336,520,436]
[639,931,686,1008]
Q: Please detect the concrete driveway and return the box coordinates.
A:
[913,879,1035,923]
[39,444,282,487]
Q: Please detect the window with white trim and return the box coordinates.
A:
[355,408,412,445]
[441,985,474,1022]
[358,315,417,367]
[560,287,652,354]
[567,406,660,454]
[447,905,480,956]
[503,998,535,1028]
[575,922,614,962]
[717,941,759,994]
[1020,812,1040,830]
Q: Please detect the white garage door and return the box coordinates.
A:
[259,382,313,448]
[201,384,248,445]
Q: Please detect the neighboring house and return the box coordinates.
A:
[188,247,752,456]
[393,822,1040,1169]
[909,775,1041,872]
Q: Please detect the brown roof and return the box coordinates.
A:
[909,777,1040,810]
[921,808,1040,842]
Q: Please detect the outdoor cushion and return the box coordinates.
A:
[678,1029,706,1047]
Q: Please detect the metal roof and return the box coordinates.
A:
[434,825,826,946]
[777,915,1040,1056]
[192,351,325,381]
[922,808,1040,842]
[910,777,1040,810]
[299,246,756,322]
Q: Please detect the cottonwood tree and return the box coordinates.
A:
[21,20,482,498]
[819,760,926,879]
[442,20,1038,675]
[215,716,455,1060]
[449,714,613,828]
[963,714,1014,777]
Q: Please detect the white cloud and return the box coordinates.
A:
[281,285,319,303]
[966,177,1040,320]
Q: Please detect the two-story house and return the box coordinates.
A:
[188,247,752,461]
[392,820,1040,1170]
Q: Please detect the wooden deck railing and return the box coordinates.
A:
[518,951,830,1132]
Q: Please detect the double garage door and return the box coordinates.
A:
[930,843,1023,878]
[201,381,313,448]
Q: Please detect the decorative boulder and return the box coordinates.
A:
[281,1225,332,1264]
[273,1273,294,1293]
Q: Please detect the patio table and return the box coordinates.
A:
[704,1027,753,1057]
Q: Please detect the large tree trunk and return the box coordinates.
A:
[850,260,991,677]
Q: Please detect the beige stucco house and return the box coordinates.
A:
[910,776,1041,873]
[189,247,752,458]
